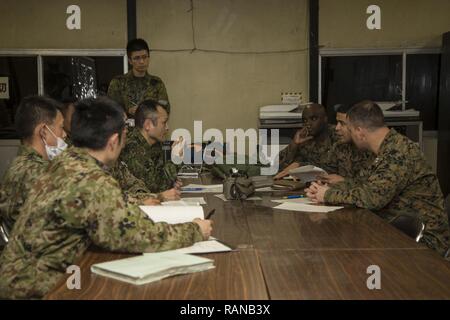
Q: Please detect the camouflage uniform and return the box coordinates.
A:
[0,189,6,252]
[324,129,450,255]
[328,142,375,181]
[0,145,48,232]
[0,189,5,213]
[107,71,170,116]
[109,161,157,204]
[0,147,203,299]
[67,135,156,203]
[279,125,340,173]
[120,128,177,193]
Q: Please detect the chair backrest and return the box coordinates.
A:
[445,195,450,225]
[390,213,423,241]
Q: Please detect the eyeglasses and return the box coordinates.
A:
[131,54,149,62]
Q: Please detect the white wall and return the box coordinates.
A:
[137,0,310,134]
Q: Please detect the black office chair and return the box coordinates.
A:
[445,195,450,226]
[390,213,424,242]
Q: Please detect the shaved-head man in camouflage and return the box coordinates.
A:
[60,97,160,206]
[0,96,66,236]
[0,97,212,299]
[119,99,182,201]
[107,38,170,117]
[306,101,449,257]
[275,103,339,179]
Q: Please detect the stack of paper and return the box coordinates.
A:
[146,238,233,255]
[181,184,223,193]
[177,172,199,178]
[162,197,207,206]
[91,251,215,285]
[289,165,327,182]
[274,202,343,213]
[162,200,198,206]
[139,205,204,223]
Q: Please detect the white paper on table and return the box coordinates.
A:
[181,184,223,193]
[273,202,343,213]
[182,197,207,205]
[161,200,197,206]
[162,197,207,206]
[214,194,262,201]
[150,239,233,255]
[139,205,204,223]
[272,198,314,204]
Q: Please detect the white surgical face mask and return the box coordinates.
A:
[43,125,67,160]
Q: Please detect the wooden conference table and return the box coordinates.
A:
[45,175,450,300]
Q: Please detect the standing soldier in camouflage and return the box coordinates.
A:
[120,99,181,200]
[318,104,375,185]
[0,97,212,299]
[107,38,170,117]
[275,104,340,179]
[306,101,449,257]
[0,96,67,234]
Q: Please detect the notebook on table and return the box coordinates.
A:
[139,205,204,223]
[91,251,214,285]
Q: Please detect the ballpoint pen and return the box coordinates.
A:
[205,209,216,219]
[282,195,305,199]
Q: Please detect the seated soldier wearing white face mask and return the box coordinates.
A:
[0,96,67,234]
[0,97,212,299]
